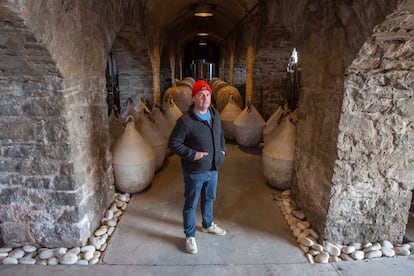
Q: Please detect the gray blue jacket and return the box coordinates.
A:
[168,106,226,173]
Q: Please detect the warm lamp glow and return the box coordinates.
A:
[197,32,209,36]
[191,2,216,17]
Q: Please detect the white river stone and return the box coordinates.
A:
[38,259,48,265]
[76,259,89,265]
[25,252,36,258]
[324,242,340,257]
[366,249,382,259]
[293,228,302,238]
[68,247,81,255]
[83,250,95,261]
[382,240,393,248]
[54,247,67,258]
[0,252,8,258]
[342,246,356,254]
[363,242,373,248]
[394,247,410,256]
[350,242,362,250]
[115,200,123,208]
[89,257,100,265]
[100,243,108,251]
[297,221,310,230]
[2,257,18,264]
[19,257,36,264]
[8,248,25,258]
[93,251,101,259]
[297,231,309,241]
[22,245,37,253]
[95,226,108,236]
[310,249,320,256]
[340,253,354,261]
[329,256,340,262]
[381,247,395,257]
[48,257,59,265]
[113,211,123,218]
[60,253,78,265]
[364,244,381,252]
[315,252,329,263]
[293,210,305,220]
[39,249,55,259]
[0,248,12,253]
[118,194,127,202]
[351,250,365,260]
[305,253,314,264]
[107,219,117,227]
[311,244,324,252]
[299,237,314,247]
[309,229,318,239]
[81,245,95,253]
[285,205,293,214]
[90,237,101,249]
[288,217,299,226]
[282,189,291,196]
[299,244,309,253]
[364,242,381,252]
[107,226,115,236]
[105,210,114,220]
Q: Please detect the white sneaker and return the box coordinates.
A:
[201,222,226,236]
[185,237,198,254]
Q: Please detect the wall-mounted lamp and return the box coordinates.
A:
[191,1,216,17]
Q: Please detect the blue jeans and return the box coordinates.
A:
[183,170,218,237]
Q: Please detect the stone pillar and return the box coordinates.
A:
[169,50,176,86]
[228,34,237,85]
[328,2,414,244]
[245,45,256,104]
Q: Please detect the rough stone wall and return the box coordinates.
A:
[328,1,414,244]
[232,29,247,101]
[252,27,292,120]
[112,30,154,115]
[266,0,399,240]
[220,4,293,120]
[0,0,144,247]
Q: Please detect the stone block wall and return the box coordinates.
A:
[111,32,154,115]
[328,2,414,244]
[264,0,401,243]
[252,27,292,120]
[220,7,294,120]
[0,0,143,247]
[0,7,82,246]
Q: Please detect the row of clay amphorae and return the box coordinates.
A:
[220,93,297,190]
[109,98,183,194]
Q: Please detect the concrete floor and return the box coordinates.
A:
[1,143,414,275]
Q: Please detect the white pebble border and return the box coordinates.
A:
[274,189,414,264]
[0,192,130,265]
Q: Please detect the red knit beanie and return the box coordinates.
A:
[192,80,212,97]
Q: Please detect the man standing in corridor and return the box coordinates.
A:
[168,80,227,254]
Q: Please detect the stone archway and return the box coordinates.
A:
[109,24,154,116]
[0,6,76,247]
[0,0,143,248]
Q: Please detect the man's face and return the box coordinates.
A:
[193,90,211,111]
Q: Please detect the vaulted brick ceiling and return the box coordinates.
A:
[143,0,260,44]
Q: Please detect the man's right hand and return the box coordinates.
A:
[195,152,208,160]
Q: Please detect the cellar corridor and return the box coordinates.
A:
[2,143,414,275]
[103,143,303,265]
